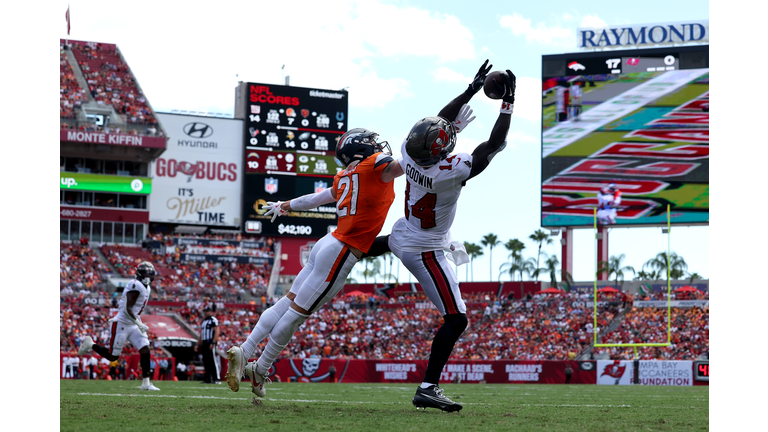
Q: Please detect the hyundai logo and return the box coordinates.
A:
[183,122,214,138]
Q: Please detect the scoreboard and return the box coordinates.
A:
[240,82,348,237]
[540,45,709,228]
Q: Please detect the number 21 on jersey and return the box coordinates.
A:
[337,173,359,217]
[404,182,436,229]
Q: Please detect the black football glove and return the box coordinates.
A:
[492,69,517,105]
[468,59,492,94]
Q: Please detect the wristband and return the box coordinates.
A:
[500,102,514,114]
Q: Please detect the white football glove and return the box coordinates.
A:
[138,323,149,334]
[264,201,287,223]
[453,104,475,133]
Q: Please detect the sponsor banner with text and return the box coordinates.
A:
[633,300,708,308]
[60,130,166,148]
[262,359,597,384]
[150,114,243,226]
[597,360,635,385]
[638,360,693,386]
[174,238,267,249]
[60,206,149,223]
[179,253,273,266]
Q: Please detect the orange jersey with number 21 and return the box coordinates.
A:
[331,152,395,253]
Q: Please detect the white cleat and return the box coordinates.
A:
[225,346,245,392]
[78,336,94,355]
[140,382,161,391]
[244,362,270,398]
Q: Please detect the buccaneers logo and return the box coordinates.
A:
[430,129,449,157]
[601,360,626,379]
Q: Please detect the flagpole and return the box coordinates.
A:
[66,3,70,46]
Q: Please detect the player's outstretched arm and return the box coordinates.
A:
[263,188,337,223]
[437,59,492,123]
[467,70,515,181]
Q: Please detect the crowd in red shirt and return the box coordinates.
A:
[60,48,87,119]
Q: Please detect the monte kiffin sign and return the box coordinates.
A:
[578,21,708,49]
[60,130,166,148]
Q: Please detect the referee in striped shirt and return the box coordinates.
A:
[195,306,220,384]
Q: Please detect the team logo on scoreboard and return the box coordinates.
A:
[301,109,310,118]
[567,61,586,71]
[265,177,279,195]
[286,108,296,117]
[314,181,328,193]
[335,112,344,121]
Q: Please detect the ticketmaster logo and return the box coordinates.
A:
[309,90,345,99]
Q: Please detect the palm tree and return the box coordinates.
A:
[644,252,688,286]
[480,234,500,281]
[597,253,635,290]
[360,256,381,283]
[464,242,484,282]
[541,253,560,291]
[500,255,536,299]
[686,272,703,284]
[504,238,526,260]
[529,229,553,280]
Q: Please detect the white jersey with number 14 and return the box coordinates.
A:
[391,141,473,252]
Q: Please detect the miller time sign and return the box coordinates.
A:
[577,21,708,49]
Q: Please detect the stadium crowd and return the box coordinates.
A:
[59,48,87,119]
[60,242,109,293]
[597,306,709,360]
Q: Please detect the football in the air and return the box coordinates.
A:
[483,71,508,100]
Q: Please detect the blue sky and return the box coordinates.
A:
[58,0,710,283]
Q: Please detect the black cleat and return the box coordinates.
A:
[412,385,463,412]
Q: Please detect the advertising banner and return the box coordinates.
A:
[60,206,149,223]
[262,359,596,384]
[174,238,268,249]
[150,114,243,226]
[179,253,273,266]
[597,360,635,385]
[638,360,693,386]
[633,300,708,308]
[60,172,151,194]
[60,130,166,148]
[60,353,174,381]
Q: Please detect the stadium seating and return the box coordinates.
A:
[60,242,110,294]
[597,306,709,360]
[59,47,87,120]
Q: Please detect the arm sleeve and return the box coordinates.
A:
[289,188,335,211]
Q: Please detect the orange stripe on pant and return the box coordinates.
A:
[325,246,350,282]
[425,251,458,315]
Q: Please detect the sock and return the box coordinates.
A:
[92,344,111,359]
[420,382,435,389]
[140,351,151,378]
[142,377,149,386]
[256,308,309,376]
[423,314,468,385]
[241,297,293,359]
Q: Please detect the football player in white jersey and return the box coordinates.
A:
[597,183,621,224]
[78,261,160,391]
[365,63,516,412]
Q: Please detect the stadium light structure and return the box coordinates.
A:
[591,205,672,359]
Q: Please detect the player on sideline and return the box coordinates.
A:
[223,127,408,396]
[78,262,160,391]
[364,66,516,412]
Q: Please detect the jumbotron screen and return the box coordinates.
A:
[240,82,348,237]
[541,45,708,227]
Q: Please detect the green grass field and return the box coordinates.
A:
[60,380,708,431]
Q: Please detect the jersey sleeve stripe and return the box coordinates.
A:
[374,156,394,169]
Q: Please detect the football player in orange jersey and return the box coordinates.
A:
[224,128,404,397]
